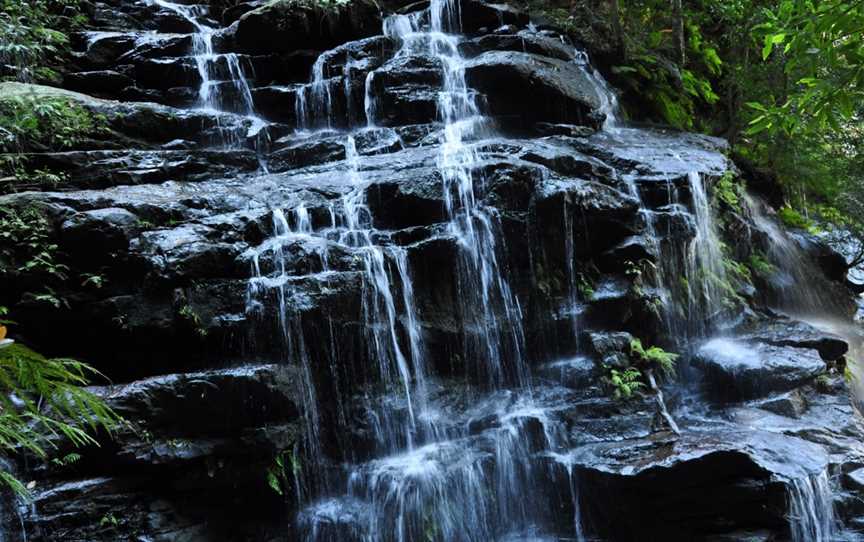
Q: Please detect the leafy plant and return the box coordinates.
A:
[178,305,208,338]
[0,336,118,496]
[266,449,300,496]
[630,338,678,377]
[0,0,87,83]
[0,94,103,152]
[714,171,742,211]
[603,367,645,400]
[777,205,814,231]
[748,252,776,277]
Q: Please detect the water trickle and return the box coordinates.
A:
[685,171,727,325]
[573,48,620,131]
[742,193,836,315]
[788,471,836,542]
[151,0,269,159]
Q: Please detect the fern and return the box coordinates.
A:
[630,338,679,377]
[0,339,118,497]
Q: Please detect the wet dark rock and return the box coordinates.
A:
[75,33,139,69]
[534,177,642,257]
[252,85,301,124]
[371,54,444,126]
[753,390,809,418]
[459,30,576,61]
[459,0,529,33]
[582,330,633,369]
[537,356,596,389]
[738,317,849,361]
[64,70,135,97]
[465,51,602,129]
[268,135,347,172]
[233,0,381,54]
[793,231,850,284]
[694,338,826,400]
[104,364,301,437]
[15,149,259,190]
[60,207,140,254]
[134,57,202,90]
[562,430,828,541]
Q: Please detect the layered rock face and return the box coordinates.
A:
[2,0,864,541]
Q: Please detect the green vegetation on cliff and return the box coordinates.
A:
[0,0,87,83]
[527,0,863,262]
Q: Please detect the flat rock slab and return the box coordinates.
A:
[694,338,826,400]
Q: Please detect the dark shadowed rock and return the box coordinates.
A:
[464,51,601,129]
[233,0,381,54]
[459,0,529,33]
[64,70,135,98]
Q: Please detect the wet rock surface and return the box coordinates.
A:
[2,0,864,541]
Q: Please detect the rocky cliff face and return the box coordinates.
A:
[2,0,864,541]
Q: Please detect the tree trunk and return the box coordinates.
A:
[672,0,685,64]
[609,0,625,59]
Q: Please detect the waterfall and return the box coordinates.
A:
[151,0,267,143]
[742,193,835,315]
[430,0,529,389]
[684,170,727,329]
[573,48,620,131]
[788,472,836,542]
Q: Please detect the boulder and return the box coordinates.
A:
[582,330,633,369]
[75,32,139,69]
[233,0,381,54]
[16,149,259,190]
[738,317,848,361]
[464,51,602,129]
[694,338,826,400]
[537,355,596,389]
[459,30,575,61]
[555,430,829,540]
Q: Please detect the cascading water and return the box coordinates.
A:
[151,0,268,148]
[573,48,620,131]
[788,471,836,542]
[743,193,837,314]
[238,2,849,540]
[256,1,587,539]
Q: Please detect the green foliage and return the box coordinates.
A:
[0,0,86,83]
[576,272,595,299]
[714,171,743,211]
[0,94,103,151]
[629,338,678,377]
[178,305,208,338]
[748,251,776,277]
[266,449,300,496]
[750,0,864,139]
[777,205,814,231]
[603,367,645,400]
[0,205,74,308]
[0,339,118,496]
[0,92,105,192]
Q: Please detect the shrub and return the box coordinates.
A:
[0,0,86,83]
[0,94,103,152]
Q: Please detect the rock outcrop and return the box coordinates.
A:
[2,0,863,540]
